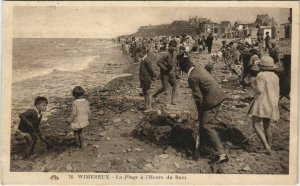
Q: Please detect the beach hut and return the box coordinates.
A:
[249,28,258,39]
[224,31,236,39]
[260,26,272,38]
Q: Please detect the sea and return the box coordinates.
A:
[11,38,132,129]
[13,38,128,83]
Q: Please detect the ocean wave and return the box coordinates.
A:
[13,68,55,83]
[13,56,98,83]
[53,56,97,72]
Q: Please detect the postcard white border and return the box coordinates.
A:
[2,1,299,185]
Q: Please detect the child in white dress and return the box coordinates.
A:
[247,56,280,155]
[68,86,91,148]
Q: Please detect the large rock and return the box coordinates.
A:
[132,110,250,157]
[132,110,198,154]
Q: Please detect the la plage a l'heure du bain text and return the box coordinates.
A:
[75,174,186,180]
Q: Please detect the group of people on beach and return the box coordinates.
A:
[17,32,283,165]
[119,33,217,61]
[121,33,282,163]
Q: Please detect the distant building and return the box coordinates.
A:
[259,26,273,39]
[189,16,222,36]
[233,22,257,38]
[255,14,276,27]
[220,21,232,33]
[127,13,290,41]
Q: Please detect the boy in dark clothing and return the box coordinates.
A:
[18,96,52,159]
[177,56,229,164]
[265,32,271,51]
[131,37,138,63]
[138,47,156,112]
[206,33,214,54]
[153,40,178,105]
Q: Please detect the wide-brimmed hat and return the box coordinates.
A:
[258,56,275,71]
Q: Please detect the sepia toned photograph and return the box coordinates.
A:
[2,1,298,185]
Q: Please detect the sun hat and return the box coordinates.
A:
[258,55,275,71]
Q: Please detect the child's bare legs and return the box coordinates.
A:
[78,129,84,148]
[143,88,152,111]
[171,84,176,105]
[263,118,272,146]
[24,133,37,159]
[252,116,272,154]
[74,130,80,148]
[153,82,168,99]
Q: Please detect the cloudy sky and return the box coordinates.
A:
[13,6,290,38]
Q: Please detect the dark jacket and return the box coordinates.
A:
[131,41,137,56]
[206,35,214,46]
[139,56,155,84]
[18,109,42,134]
[188,67,228,111]
[265,35,270,44]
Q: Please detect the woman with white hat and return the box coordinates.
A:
[247,55,280,155]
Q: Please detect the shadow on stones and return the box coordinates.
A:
[132,114,251,158]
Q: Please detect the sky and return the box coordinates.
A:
[13,6,290,38]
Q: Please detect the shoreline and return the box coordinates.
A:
[11,41,131,131]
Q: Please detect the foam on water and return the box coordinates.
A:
[13,68,54,83]
[13,55,98,83]
[53,56,97,72]
[12,39,118,83]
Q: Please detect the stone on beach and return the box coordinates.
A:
[113,118,122,123]
[66,164,73,171]
[99,132,106,137]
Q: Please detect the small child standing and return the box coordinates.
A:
[18,96,52,159]
[247,56,280,155]
[68,86,91,148]
[138,46,156,112]
[232,43,241,65]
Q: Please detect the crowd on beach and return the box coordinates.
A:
[16,31,289,165]
[116,33,289,163]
